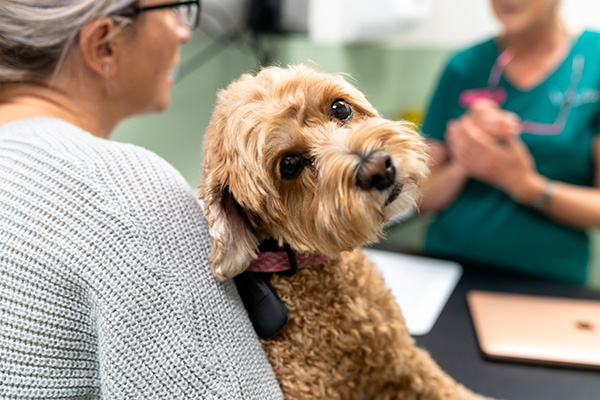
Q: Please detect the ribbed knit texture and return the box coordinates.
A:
[0,118,283,399]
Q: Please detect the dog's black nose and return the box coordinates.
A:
[356,151,396,191]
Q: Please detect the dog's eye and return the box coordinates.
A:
[331,99,353,121]
[280,155,304,180]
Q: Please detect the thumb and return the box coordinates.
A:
[493,112,521,139]
[471,98,500,111]
[503,130,527,152]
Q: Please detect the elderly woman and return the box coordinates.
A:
[0,1,282,398]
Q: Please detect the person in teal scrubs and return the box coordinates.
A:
[419,0,600,284]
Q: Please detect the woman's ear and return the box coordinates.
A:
[77,18,120,76]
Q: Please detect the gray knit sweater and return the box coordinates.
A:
[0,118,283,399]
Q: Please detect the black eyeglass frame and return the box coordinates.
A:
[118,0,201,30]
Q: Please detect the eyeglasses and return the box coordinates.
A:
[118,0,201,30]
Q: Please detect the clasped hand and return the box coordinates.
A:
[445,99,539,200]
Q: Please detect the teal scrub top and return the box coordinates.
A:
[422,30,600,284]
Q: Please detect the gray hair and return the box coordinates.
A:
[0,0,137,84]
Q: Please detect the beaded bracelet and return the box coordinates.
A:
[530,180,556,210]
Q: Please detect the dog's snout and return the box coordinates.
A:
[356,151,396,191]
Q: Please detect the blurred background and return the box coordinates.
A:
[110,0,600,288]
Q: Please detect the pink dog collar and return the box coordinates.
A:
[247,251,330,273]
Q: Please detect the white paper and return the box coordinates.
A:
[363,249,462,336]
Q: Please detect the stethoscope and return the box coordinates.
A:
[458,50,584,135]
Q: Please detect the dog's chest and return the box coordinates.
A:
[264,249,394,354]
[258,249,407,396]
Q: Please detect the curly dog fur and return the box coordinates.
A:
[200,65,492,399]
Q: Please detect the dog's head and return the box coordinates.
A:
[200,65,429,280]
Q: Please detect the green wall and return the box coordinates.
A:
[110,34,599,290]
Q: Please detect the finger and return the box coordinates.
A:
[445,119,460,135]
[448,120,487,170]
[493,111,521,138]
[450,138,479,177]
[445,120,461,147]
[503,131,529,154]
[445,124,460,158]
[468,106,521,139]
[470,98,500,113]
[468,99,500,124]
[461,116,496,147]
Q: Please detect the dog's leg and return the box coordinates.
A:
[349,251,493,400]
[366,346,491,400]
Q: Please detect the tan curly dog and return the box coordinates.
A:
[200,64,492,400]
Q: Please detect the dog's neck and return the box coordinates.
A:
[247,239,330,276]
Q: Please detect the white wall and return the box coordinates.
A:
[300,0,600,48]
[390,0,600,48]
[561,0,600,32]
[197,0,600,48]
[389,0,499,47]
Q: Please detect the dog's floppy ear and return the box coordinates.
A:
[203,185,259,281]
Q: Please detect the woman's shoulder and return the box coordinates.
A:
[2,117,198,218]
[575,29,600,53]
[445,38,498,76]
[3,117,188,189]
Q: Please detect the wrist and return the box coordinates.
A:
[447,159,469,180]
[528,180,556,210]
[508,174,549,206]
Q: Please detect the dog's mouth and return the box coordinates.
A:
[383,184,403,207]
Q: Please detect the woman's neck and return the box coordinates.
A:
[0,82,116,139]
[501,17,569,59]
[498,18,577,89]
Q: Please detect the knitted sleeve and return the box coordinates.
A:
[0,119,283,399]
